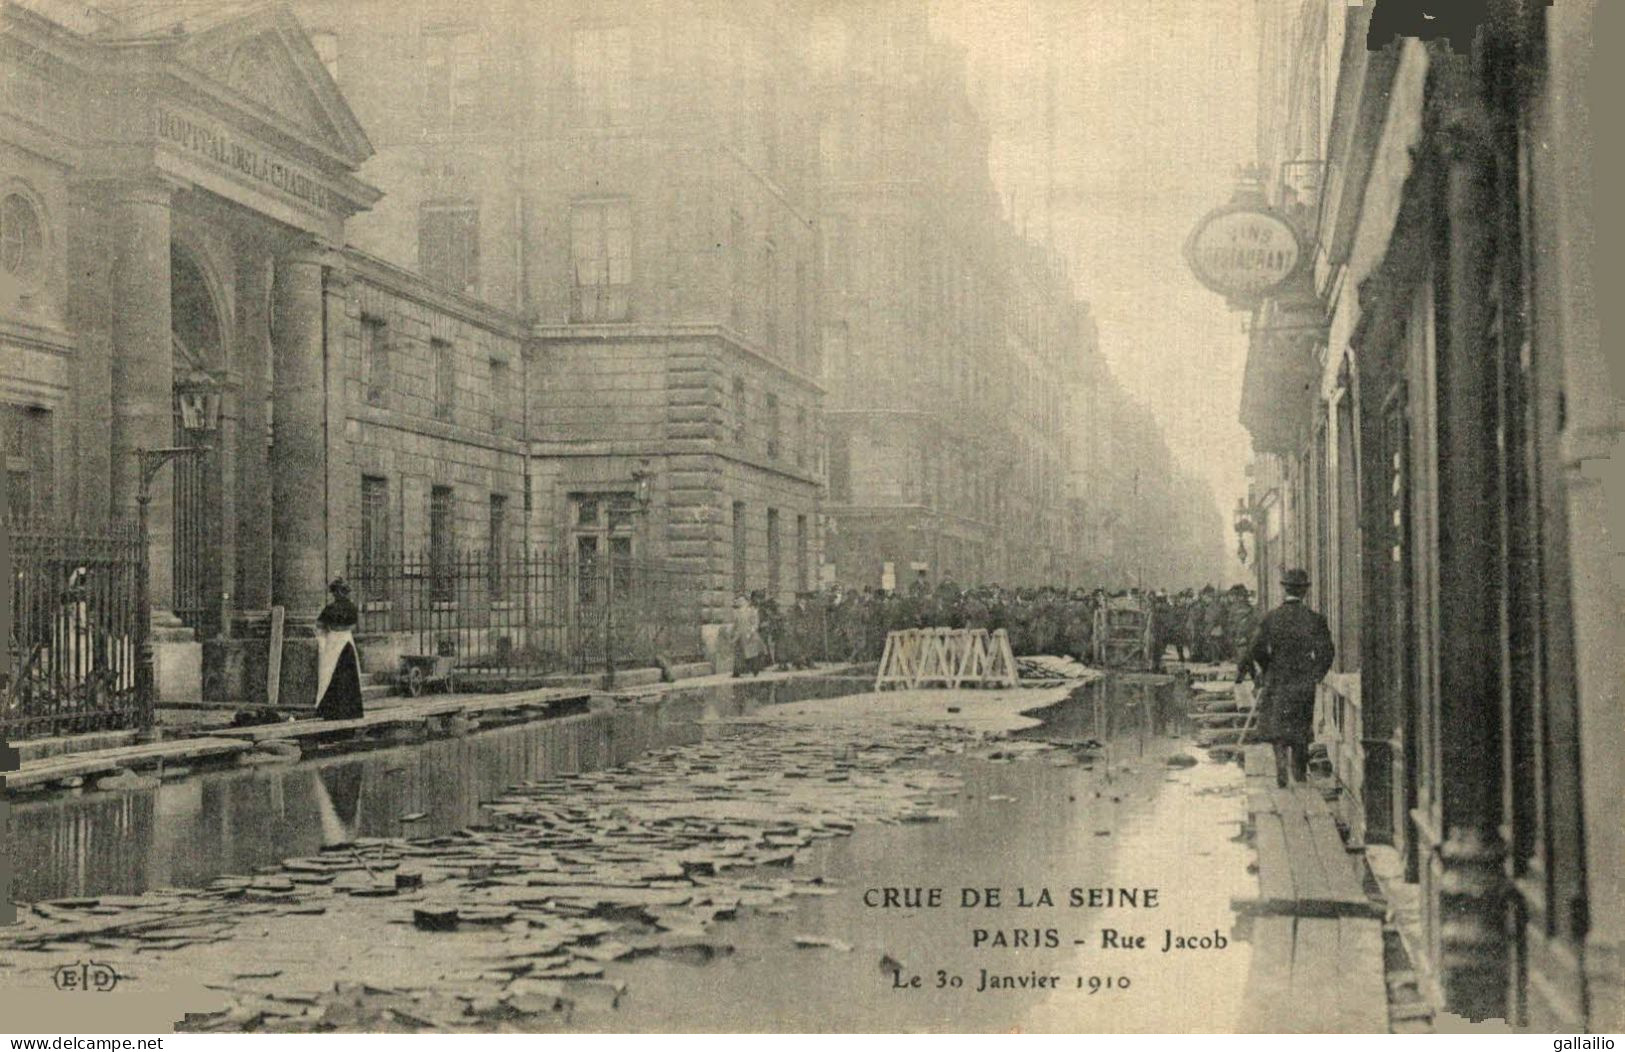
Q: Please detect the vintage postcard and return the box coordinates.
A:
[1,0,1615,1038]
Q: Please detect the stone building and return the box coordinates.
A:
[1240,0,1616,1029]
[293,0,824,628]
[809,5,1077,590]
[4,0,576,705]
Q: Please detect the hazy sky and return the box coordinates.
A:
[932,1,1259,580]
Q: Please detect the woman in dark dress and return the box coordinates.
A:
[314,578,365,720]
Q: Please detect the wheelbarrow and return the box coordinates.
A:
[398,653,457,697]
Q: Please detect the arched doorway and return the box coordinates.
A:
[171,243,225,633]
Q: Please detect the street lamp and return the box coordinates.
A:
[630,458,655,511]
[1232,496,1255,565]
[133,385,220,734]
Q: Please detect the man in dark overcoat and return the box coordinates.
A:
[1236,568,1334,787]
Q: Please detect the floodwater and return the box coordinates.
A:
[7,676,864,904]
[588,716,1256,1032]
[8,674,1257,1033]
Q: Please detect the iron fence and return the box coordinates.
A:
[6,520,148,739]
[346,547,706,685]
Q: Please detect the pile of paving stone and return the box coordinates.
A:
[4,717,1023,1033]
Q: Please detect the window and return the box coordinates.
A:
[571,24,630,126]
[489,358,509,434]
[429,485,455,601]
[420,204,479,295]
[732,501,747,595]
[3,404,51,521]
[487,493,507,598]
[765,393,780,459]
[828,432,851,503]
[1,193,43,281]
[572,492,636,603]
[432,338,455,421]
[361,315,388,406]
[795,514,809,592]
[732,377,746,443]
[360,475,390,567]
[795,406,807,468]
[424,29,481,129]
[609,535,632,599]
[766,508,781,599]
[311,30,339,82]
[570,199,631,322]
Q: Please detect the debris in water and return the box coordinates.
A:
[793,935,853,952]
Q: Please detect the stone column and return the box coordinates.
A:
[65,182,113,526]
[271,245,330,624]
[235,251,274,620]
[1434,69,1507,1023]
[217,250,275,705]
[108,179,177,618]
[269,244,331,707]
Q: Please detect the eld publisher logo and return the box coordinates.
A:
[51,962,119,993]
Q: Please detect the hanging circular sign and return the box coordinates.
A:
[1183,205,1305,303]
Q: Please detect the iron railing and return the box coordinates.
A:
[6,520,149,739]
[346,547,706,685]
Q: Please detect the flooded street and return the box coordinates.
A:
[8,678,865,903]
[4,679,1257,1034]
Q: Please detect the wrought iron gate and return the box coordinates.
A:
[5,520,149,738]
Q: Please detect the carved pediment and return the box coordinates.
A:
[174,5,372,169]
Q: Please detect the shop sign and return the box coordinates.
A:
[1184,205,1305,303]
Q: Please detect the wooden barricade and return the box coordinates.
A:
[874,628,1019,691]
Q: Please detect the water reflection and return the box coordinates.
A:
[9,677,863,904]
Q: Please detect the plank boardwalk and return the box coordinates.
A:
[1237,744,1389,1032]
[4,690,591,790]
[3,737,253,789]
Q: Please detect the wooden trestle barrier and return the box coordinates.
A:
[873,628,1019,691]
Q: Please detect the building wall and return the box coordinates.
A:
[324,254,529,575]
[1243,0,1608,1030]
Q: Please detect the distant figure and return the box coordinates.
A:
[1236,568,1334,787]
[730,593,762,678]
[314,577,364,720]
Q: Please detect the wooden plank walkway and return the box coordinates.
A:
[4,689,592,791]
[1236,744,1389,1032]
[213,689,590,744]
[4,737,253,790]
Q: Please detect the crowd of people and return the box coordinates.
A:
[728,580,1259,675]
